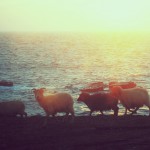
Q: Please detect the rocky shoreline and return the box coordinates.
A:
[0,115,150,150]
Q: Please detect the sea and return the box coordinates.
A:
[0,32,150,116]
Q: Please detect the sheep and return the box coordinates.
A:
[33,88,74,124]
[0,100,27,117]
[110,86,150,115]
[77,92,119,116]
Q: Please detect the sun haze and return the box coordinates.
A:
[0,0,150,32]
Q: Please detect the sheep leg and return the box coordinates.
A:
[124,108,128,115]
[52,113,60,122]
[23,112,27,118]
[113,107,119,116]
[124,107,137,115]
[52,113,56,117]
[128,108,137,113]
[20,112,27,118]
[64,112,69,122]
[43,114,49,127]
[70,110,75,123]
[52,113,56,120]
[100,110,104,115]
[147,106,150,116]
[128,107,139,115]
[89,110,93,116]
[19,113,23,118]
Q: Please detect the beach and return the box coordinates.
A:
[0,115,150,150]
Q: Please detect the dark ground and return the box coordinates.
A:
[1,115,150,150]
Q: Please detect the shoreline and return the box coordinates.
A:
[0,115,150,150]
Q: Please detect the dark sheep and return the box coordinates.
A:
[77,92,118,116]
[0,100,27,117]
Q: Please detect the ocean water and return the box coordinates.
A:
[0,32,150,116]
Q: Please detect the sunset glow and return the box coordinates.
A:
[0,0,150,32]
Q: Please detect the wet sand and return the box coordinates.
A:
[0,115,150,150]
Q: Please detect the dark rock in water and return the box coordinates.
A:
[0,80,13,86]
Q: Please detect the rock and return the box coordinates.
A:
[0,80,13,86]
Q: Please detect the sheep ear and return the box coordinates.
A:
[32,88,36,91]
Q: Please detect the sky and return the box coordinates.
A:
[0,0,150,32]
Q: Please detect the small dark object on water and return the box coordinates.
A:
[0,80,13,86]
[80,82,104,93]
[109,81,136,89]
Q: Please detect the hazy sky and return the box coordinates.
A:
[0,0,150,32]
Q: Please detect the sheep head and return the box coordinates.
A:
[77,92,90,102]
[32,88,45,102]
[110,86,122,99]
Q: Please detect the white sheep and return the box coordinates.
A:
[33,88,74,124]
[0,100,27,117]
[110,86,150,115]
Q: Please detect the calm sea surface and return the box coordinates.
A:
[0,32,150,116]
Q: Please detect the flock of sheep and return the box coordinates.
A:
[0,85,150,124]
